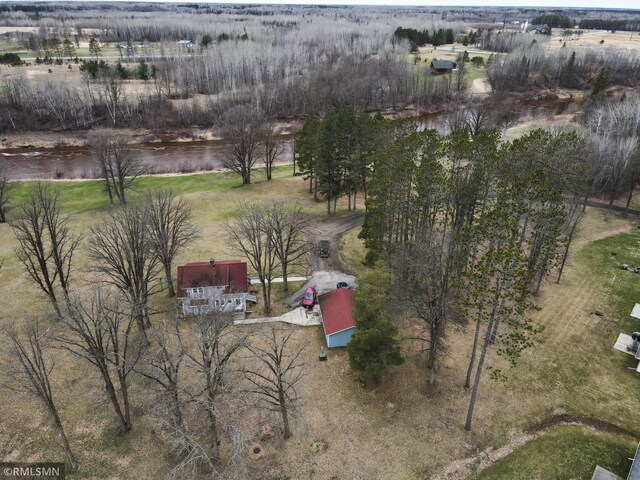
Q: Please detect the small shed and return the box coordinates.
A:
[430,60,457,75]
[318,289,356,348]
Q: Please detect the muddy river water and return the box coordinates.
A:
[0,99,577,180]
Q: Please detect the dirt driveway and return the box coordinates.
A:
[285,213,364,307]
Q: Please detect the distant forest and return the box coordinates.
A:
[579,19,640,32]
[393,27,455,51]
[531,14,573,28]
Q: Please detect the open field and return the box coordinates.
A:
[411,46,492,83]
[548,29,640,52]
[6,166,294,216]
[1,167,640,478]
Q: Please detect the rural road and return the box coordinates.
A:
[581,199,640,216]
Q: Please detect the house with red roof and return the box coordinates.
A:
[318,289,357,348]
[176,259,256,316]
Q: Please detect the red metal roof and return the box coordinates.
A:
[318,289,356,335]
[176,260,248,297]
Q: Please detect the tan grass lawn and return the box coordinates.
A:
[1,172,639,479]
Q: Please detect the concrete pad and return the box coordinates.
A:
[631,303,640,320]
[592,465,624,480]
[285,270,356,307]
[234,306,322,327]
[613,333,635,355]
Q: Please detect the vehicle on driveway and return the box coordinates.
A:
[319,240,330,258]
[301,287,317,309]
[336,282,351,289]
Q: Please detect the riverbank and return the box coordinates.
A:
[0,86,585,151]
[0,92,585,180]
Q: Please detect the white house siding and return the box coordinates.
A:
[182,286,250,316]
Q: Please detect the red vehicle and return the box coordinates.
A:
[301,287,317,309]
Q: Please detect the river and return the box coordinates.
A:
[0,99,577,180]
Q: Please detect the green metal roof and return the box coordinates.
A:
[431,60,456,70]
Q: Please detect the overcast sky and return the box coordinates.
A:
[170,0,639,8]
[51,0,639,11]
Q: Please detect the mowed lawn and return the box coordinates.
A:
[469,221,640,478]
[7,165,294,216]
[474,425,637,480]
[1,167,640,479]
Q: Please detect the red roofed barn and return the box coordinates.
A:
[177,260,255,316]
[318,289,356,348]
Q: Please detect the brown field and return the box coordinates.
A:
[547,29,640,52]
[1,169,639,479]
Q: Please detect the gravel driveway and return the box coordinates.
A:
[285,213,363,307]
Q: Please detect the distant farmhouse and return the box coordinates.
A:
[528,24,549,34]
[430,59,457,75]
[117,41,149,52]
[176,259,256,316]
[177,39,196,48]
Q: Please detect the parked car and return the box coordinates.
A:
[301,287,317,309]
[336,282,351,289]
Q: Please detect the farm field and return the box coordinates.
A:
[548,29,640,52]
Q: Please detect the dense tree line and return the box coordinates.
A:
[296,106,382,214]
[579,19,640,32]
[298,104,593,425]
[583,96,640,210]
[0,37,463,133]
[394,26,454,50]
[488,44,640,93]
[363,125,589,427]
[531,14,573,28]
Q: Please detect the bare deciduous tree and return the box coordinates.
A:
[3,322,78,472]
[395,229,454,386]
[465,101,493,136]
[146,189,197,298]
[87,203,161,346]
[185,305,249,463]
[141,309,249,478]
[225,202,279,314]
[136,316,186,435]
[243,325,307,439]
[268,202,309,292]
[453,54,468,99]
[493,96,520,134]
[89,130,147,204]
[12,183,80,319]
[58,291,140,434]
[221,105,262,185]
[98,70,124,126]
[444,108,468,134]
[260,120,284,181]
